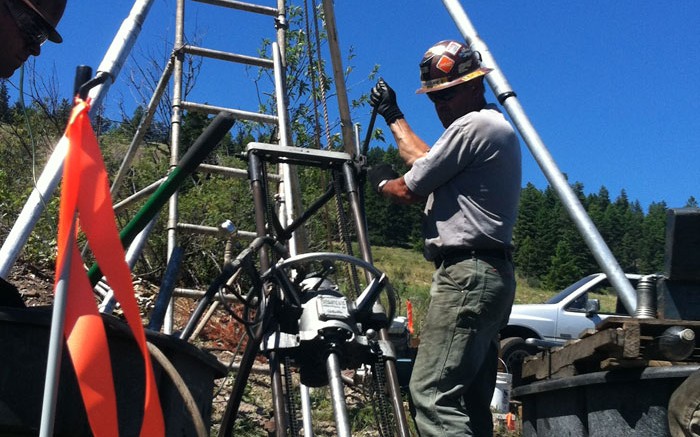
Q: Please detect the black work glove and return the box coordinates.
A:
[367,163,399,194]
[370,78,404,125]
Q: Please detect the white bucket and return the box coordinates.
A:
[490,371,512,413]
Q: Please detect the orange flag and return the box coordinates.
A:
[55,98,164,436]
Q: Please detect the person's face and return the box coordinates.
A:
[428,80,484,128]
[0,0,65,78]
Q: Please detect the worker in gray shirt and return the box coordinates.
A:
[368,39,521,436]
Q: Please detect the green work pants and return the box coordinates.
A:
[668,368,700,437]
[409,255,515,437]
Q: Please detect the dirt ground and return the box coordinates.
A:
[7,261,55,306]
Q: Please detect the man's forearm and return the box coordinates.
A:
[388,119,430,166]
[378,176,424,205]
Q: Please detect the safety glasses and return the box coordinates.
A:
[427,83,470,103]
[4,0,50,47]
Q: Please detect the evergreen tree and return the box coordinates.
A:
[601,190,630,265]
[589,186,612,242]
[567,182,597,274]
[640,201,667,273]
[0,82,10,122]
[180,110,210,152]
[514,235,538,283]
[364,145,422,248]
[543,237,585,290]
[513,183,544,279]
[619,200,645,272]
[537,185,566,277]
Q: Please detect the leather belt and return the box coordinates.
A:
[434,247,512,267]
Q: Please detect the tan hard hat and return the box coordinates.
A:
[19,0,65,43]
[416,40,491,94]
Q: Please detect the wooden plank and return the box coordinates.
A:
[579,328,597,339]
[599,357,648,370]
[522,329,623,380]
[600,358,680,370]
[597,317,700,331]
[545,363,577,380]
[622,321,640,358]
[523,318,700,382]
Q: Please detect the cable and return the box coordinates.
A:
[18,65,38,184]
[310,0,333,148]
[303,0,322,150]
[146,341,208,437]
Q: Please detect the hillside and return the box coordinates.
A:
[6,245,561,327]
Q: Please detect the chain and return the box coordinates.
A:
[283,356,300,437]
[332,171,361,296]
[369,337,395,437]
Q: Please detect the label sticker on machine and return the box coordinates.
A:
[317,295,350,319]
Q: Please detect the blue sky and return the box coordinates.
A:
[7,1,699,212]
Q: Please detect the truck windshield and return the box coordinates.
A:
[545,275,596,304]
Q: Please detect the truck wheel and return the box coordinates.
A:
[499,337,538,386]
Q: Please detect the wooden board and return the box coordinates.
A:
[521,318,700,382]
[597,316,700,331]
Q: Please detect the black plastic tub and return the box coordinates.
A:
[512,364,700,437]
[0,306,227,436]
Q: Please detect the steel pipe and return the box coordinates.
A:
[326,351,351,437]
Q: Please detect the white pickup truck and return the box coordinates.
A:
[499,273,642,384]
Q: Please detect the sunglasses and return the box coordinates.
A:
[5,0,50,47]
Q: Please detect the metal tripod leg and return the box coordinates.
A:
[218,324,262,437]
[379,328,411,437]
[269,351,289,435]
[300,384,314,436]
[326,351,351,437]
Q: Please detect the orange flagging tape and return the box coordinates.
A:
[406,299,414,334]
[506,412,517,431]
[55,98,164,436]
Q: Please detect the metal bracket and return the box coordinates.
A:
[246,142,353,169]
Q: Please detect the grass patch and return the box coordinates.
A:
[512,278,553,305]
[370,246,567,334]
[370,245,433,335]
